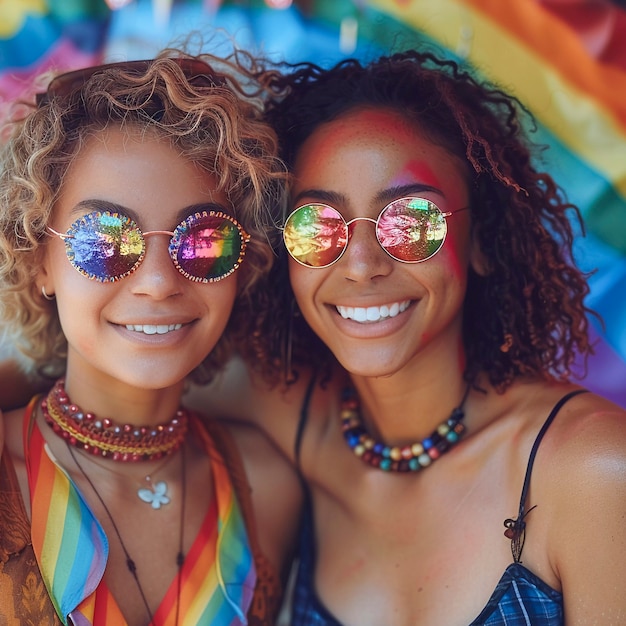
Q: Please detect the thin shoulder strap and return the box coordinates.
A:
[518,389,588,513]
[294,372,318,471]
[505,388,588,562]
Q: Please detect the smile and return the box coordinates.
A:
[336,300,411,323]
[125,324,183,335]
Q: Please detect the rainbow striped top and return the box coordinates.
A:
[25,399,257,625]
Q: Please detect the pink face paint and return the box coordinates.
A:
[392,160,443,190]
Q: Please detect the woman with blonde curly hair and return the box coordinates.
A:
[0,50,300,625]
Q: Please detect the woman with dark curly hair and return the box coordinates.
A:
[0,51,301,625]
[196,50,626,625]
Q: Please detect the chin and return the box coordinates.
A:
[335,350,407,379]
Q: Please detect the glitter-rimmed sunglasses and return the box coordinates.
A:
[48,210,250,283]
[35,58,226,107]
[283,196,469,268]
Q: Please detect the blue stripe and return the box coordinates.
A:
[0,14,109,70]
[53,470,108,620]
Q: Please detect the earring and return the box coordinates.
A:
[41,286,55,301]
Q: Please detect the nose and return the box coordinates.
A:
[339,219,394,282]
[129,232,183,299]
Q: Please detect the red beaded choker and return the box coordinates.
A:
[341,385,470,472]
[42,378,189,462]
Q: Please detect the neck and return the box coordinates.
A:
[44,378,190,463]
[62,370,186,428]
[349,367,469,446]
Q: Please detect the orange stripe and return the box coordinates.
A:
[458,0,626,127]
[82,584,125,624]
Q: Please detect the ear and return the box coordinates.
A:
[468,223,491,277]
[36,247,55,299]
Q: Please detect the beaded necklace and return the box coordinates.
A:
[42,378,189,462]
[341,385,471,472]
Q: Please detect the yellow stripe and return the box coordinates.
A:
[369,0,626,197]
[40,460,70,577]
[0,0,47,39]
[186,567,220,624]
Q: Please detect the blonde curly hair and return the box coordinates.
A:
[0,49,286,383]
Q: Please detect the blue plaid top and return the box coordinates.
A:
[290,390,587,626]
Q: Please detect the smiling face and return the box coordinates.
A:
[39,126,238,394]
[288,107,477,380]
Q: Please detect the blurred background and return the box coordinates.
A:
[1,0,625,406]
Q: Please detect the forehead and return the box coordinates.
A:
[300,108,414,154]
[292,107,470,206]
[56,127,225,223]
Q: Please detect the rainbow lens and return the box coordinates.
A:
[377,198,447,262]
[64,212,144,282]
[170,211,247,282]
[283,204,348,267]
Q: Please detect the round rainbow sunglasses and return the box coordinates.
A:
[283,196,468,268]
[48,209,250,283]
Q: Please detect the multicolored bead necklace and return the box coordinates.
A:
[341,385,470,472]
[42,378,189,462]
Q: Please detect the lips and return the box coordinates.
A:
[335,300,411,323]
[124,323,183,335]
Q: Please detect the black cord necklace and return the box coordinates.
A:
[68,443,187,625]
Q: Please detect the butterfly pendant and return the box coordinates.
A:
[137,480,170,509]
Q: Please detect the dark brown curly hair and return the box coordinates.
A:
[247,49,596,391]
[0,49,286,384]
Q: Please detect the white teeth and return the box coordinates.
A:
[336,300,411,323]
[366,307,379,321]
[354,308,368,322]
[125,323,183,335]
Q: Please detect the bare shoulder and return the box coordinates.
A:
[221,420,303,582]
[185,355,340,462]
[520,384,626,493]
[541,388,626,478]
[527,386,626,623]
[223,419,299,479]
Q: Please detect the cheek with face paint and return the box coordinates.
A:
[286,108,477,378]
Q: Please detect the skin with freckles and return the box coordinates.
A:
[288,109,474,382]
[41,128,237,405]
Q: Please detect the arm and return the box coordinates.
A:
[225,421,303,585]
[185,354,333,463]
